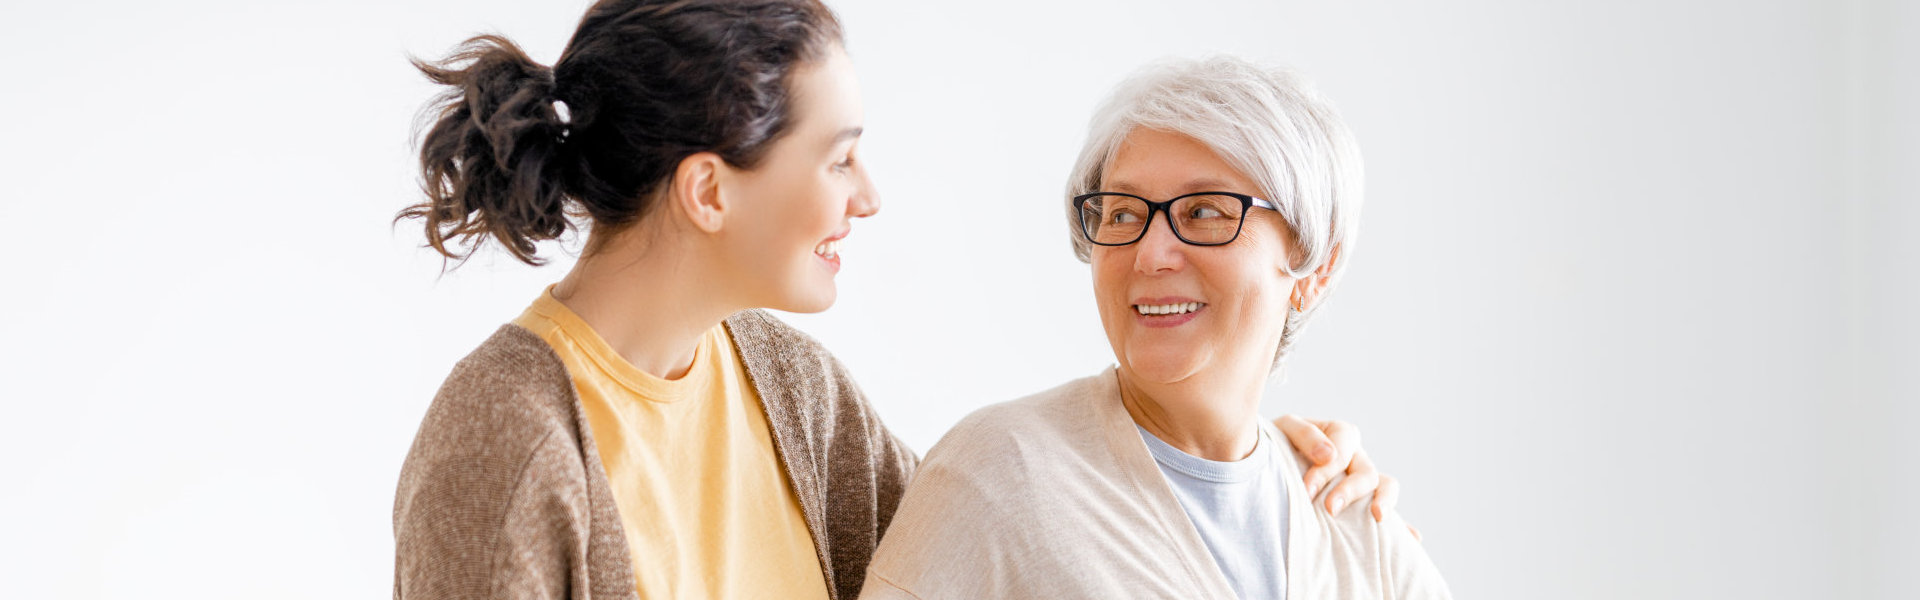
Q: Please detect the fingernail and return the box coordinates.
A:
[1316,444,1335,462]
[1329,496,1346,514]
[1306,479,1322,497]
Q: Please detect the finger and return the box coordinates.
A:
[1326,450,1380,515]
[1291,417,1361,499]
[1303,462,1339,500]
[1319,419,1363,464]
[1369,474,1400,522]
[1310,419,1364,499]
[1275,415,1336,465]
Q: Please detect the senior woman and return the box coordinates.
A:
[859,57,1448,599]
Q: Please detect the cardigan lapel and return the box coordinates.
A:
[1091,367,1242,600]
[720,311,839,599]
[1270,420,1324,599]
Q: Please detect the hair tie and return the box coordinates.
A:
[552,99,573,141]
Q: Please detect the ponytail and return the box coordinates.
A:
[401,35,575,266]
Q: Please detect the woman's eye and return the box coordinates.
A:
[1109,211,1141,224]
[833,156,855,171]
[1188,206,1223,219]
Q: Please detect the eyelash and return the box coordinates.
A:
[833,155,856,171]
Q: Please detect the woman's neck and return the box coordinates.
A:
[549,229,739,381]
[1117,367,1267,462]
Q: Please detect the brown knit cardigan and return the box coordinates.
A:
[393,310,919,600]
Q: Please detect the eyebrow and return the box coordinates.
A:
[831,126,864,145]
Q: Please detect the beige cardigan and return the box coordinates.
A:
[862,368,1451,599]
[392,310,918,600]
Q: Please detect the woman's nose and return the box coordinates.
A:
[850,162,880,218]
[1132,212,1185,273]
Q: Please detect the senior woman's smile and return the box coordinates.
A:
[1094,127,1297,389]
[1132,297,1207,326]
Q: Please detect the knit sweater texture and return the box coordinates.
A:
[393,310,918,600]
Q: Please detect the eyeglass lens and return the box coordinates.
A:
[1079,194,1247,245]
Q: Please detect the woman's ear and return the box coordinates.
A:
[1293,242,1343,311]
[669,151,729,233]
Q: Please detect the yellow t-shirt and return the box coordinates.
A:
[513,288,829,600]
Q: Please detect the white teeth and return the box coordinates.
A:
[1133,302,1203,316]
[815,239,839,258]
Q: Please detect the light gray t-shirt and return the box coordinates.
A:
[1139,424,1290,600]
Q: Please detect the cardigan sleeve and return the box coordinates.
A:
[816,350,921,600]
[845,358,918,524]
[394,324,633,600]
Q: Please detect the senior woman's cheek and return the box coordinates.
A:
[1217,287,1288,368]
[1089,251,1137,355]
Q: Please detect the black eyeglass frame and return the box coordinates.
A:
[1072,191,1280,247]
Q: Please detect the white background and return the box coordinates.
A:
[1,0,1913,598]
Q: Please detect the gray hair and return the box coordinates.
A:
[1064,56,1364,368]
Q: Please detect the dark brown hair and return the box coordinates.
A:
[399,0,844,266]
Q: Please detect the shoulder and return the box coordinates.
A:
[444,324,572,401]
[423,324,579,436]
[1268,421,1378,533]
[394,326,614,597]
[398,324,585,505]
[1322,498,1450,599]
[961,370,1116,433]
[394,324,600,566]
[1268,423,1451,599]
[935,371,1114,457]
[1268,420,1379,551]
[870,370,1180,598]
[908,370,1119,496]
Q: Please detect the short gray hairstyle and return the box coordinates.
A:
[1064,56,1364,368]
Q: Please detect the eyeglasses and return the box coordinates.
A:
[1073,191,1279,247]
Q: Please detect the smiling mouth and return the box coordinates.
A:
[1133,302,1205,316]
[814,239,840,259]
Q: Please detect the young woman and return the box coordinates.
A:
[391,1,1397,599]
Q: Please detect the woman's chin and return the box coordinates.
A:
[1120,348,1206,385]
[772,285,836,314]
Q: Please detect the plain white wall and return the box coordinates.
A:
[0,0,1910,598]
[1846,0,1920,596]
